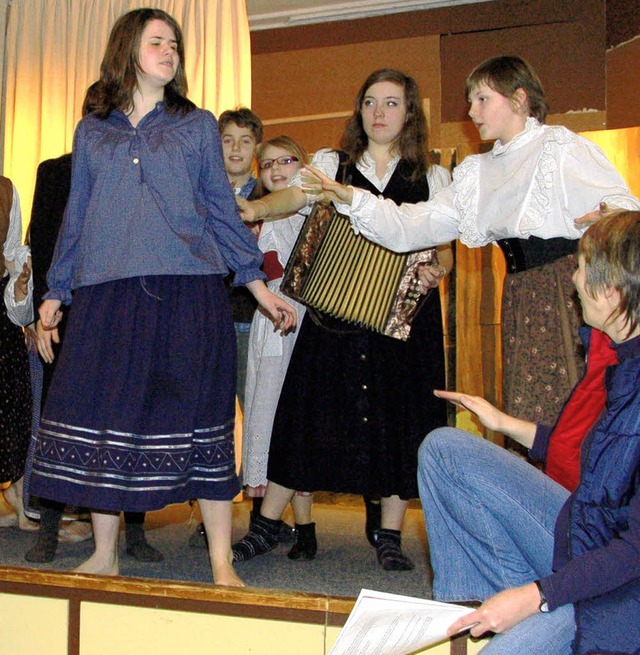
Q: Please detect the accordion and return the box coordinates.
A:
[280,202,436,341]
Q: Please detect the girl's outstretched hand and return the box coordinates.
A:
[237,196,260,223]
[575,201,608,227]
[301,165,354,205]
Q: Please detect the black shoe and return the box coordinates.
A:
[125,520,165,562]
[188,522,208,549]
[364,496,381,547]
[232,515,280,562]
[126,539,165,562]
[287,522,317,560]
[25,534,58,563]
[375,528,414,571]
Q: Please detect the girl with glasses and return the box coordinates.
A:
[241,136,312,556]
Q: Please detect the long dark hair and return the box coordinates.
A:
[340,69,429,181]
[93,8,195,118]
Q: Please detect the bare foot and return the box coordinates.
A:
[2,482,38,531]
[59,520,93,543]
[73,552,119,576]
[213,558,245,587]
[0,512,17,527]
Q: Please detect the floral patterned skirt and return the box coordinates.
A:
[502,254,585,425]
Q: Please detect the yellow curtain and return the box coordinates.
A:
[2,0,251,234]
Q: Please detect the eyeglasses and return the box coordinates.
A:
[259,156,299,170]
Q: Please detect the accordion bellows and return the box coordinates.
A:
[281,202,436,341]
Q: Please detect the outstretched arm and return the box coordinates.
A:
[238,186,308,224]
[434,390,537,448]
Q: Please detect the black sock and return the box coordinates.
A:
[232,514,280,562]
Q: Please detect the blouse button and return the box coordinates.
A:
[133,157,139,165]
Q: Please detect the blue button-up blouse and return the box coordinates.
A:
[46,103,265,304]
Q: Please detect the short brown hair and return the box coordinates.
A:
[218,107,264,144]
[465,55,548,123]
[95,8,194,118]
[579,210,640,338]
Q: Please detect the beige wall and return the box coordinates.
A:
[0,570,489,655]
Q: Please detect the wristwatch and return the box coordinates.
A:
[534,580,550,613]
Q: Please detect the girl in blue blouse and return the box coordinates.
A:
[30,8,295,587]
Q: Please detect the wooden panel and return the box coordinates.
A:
[606,38,640,130]
[440,11,605,123]
[251,35,442,150]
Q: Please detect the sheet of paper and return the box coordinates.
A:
[328,589,474,655]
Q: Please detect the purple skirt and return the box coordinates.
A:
[30,275,239,512]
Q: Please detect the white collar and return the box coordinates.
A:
[492,117,542,157]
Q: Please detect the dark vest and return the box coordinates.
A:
[336,151,430,205]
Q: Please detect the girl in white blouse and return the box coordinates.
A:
[302,55,640,426]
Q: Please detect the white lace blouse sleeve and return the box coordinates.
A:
[3,186,34,326]
[562,136,640,224]
[427,164,452,196]
[3,183,22,263]
[348,165,459,252]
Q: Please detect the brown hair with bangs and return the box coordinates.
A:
[340,69,429,182]
[257,135,309,168]
[93,8,195,118]
[579,210,640,338]
[465,55,548,123]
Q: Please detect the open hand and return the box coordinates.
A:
[434,389,506,431]
[301,165,354,205]
[574,201,609,228]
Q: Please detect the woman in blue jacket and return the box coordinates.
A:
[419,210,640,654]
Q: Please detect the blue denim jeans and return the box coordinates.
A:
[418,427,575,655]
